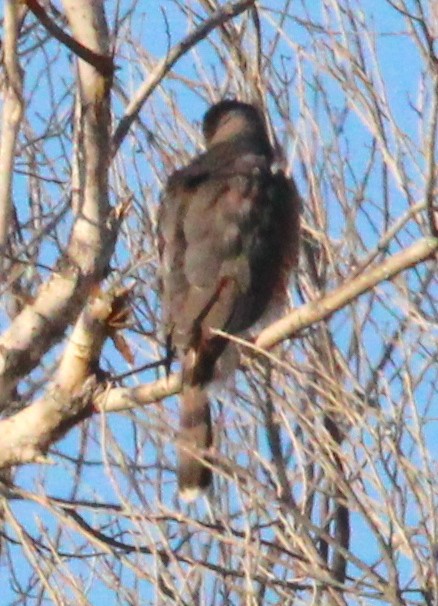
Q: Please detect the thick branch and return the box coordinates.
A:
[0,1,115,409]
[0,294,115,468]
[0,2,26,250]
[62,0,113,265]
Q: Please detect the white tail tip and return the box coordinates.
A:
[179,486,207,502]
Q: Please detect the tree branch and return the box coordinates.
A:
[0,2,26,251]
[256,235,437,350]
[0,1,115,410]
[24,0,114,76]
[111,0,256,153]
[0,234,435,468]
[0,292,118,468]
[99,236,437,411]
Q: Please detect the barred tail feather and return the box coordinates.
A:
[178,384,212,500]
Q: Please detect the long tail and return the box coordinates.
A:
[178,384,212,500]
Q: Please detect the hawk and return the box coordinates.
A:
[158,100,300,500]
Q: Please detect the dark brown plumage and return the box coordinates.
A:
[158,100,300,499]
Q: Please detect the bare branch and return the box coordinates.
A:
[0,293,116,468]
[98,235,438,411]
[0,1,115,409]
[0,2,26,251]
[111,0,256,153]
[24,0,114,76]
[257,236,437,349]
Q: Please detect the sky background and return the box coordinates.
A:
[1,1,436,604]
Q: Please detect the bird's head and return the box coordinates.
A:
[202,99,270,150]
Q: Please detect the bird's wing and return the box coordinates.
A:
[158,146,300,363]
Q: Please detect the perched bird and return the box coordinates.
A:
[158,99,300,500]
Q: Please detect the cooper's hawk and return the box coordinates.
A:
[158,100,300,500]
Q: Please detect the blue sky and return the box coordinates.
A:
[2,1,437,604]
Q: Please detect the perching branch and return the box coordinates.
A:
[100,235,438,411]
[256,236,437,350]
